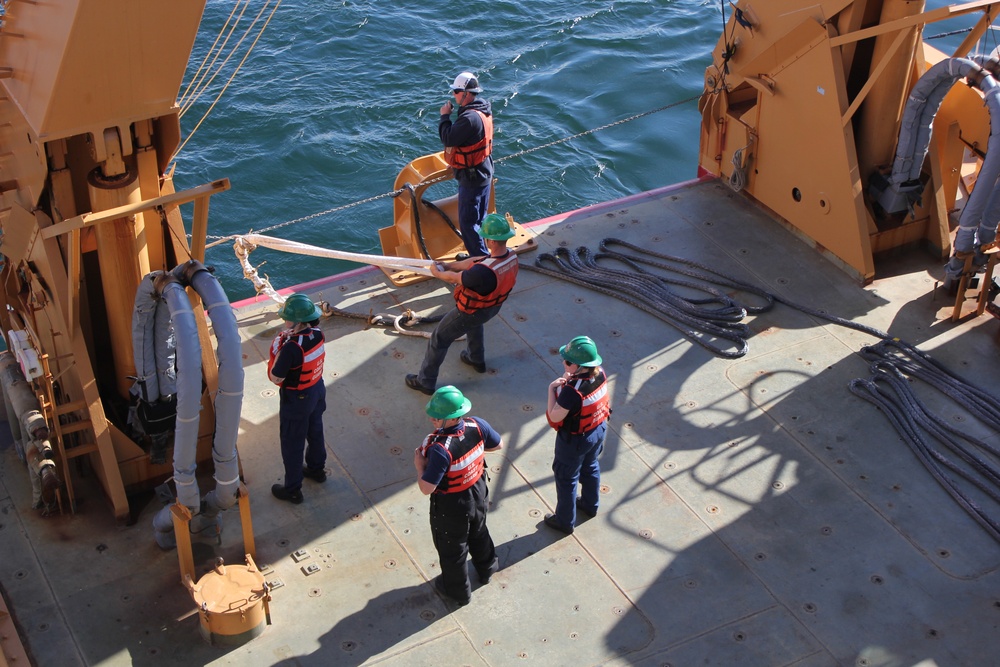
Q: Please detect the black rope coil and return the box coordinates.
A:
[525,237,1000,543]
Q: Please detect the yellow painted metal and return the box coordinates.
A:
[0,600,30,667]
[188,556,269,647]
[0,0,232,521]
[379,152,536,286]
[238,483,257,563]
[699,0,1000,283]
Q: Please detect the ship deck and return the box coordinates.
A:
[2,177,1000,666]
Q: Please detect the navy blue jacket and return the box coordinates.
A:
[440,96,494,187]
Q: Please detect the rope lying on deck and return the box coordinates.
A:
[522,237,895,359]
[850,339,1000,544]
[526,237,1000,544]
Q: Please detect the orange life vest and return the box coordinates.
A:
[268,326,325,390]
[550,369,611,434]
[420,418,486,494]
[454,252,519,314]
[444,109,493,169]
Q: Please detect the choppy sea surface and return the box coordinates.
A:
[172,0,967,301]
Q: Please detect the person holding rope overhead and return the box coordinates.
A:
[440,71,494,258]
[268,293,328,504]
[543,336,611,535]
[405,214,518,395]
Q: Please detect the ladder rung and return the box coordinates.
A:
[55,400,87,416]
[64,443,98,459]
[58,420,92,435]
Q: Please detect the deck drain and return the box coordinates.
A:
[420,610,435,621]
[484,639,494,646]
[733,631,746,642]
[706,505,720,514]
[351,513,363,521]
[528,509,541,518]
[574,297,585,304]
[308,588,322,597]
[754,552,767,561]
[683,580,698,589]
[651,236,661,242]
[570,632,579,639]
[610,329,622,337]
[389,446,402,455]
[870,575,884,585]
[623,422,633,429]
[491,465,501,473]
[663,461,677,470]
[639,529,653,540]
[392,351,403,359]
[261,389,275,397]
[384,559,397,569]
[341,641,357,652]
[518,652,529,659]
[569,556,582,564]
[600,484,611,494]
[521,404,534,412]
[772,481,784,490]
[803,602,817,613]
[358,407,369,416]
[938,549,951,559]
[820,526,833,536]
[277,538,290,547]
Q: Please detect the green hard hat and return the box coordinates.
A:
[278,293,322,323]
[560,335,602,367]
[426,385,472,420]
[480,213,515,241]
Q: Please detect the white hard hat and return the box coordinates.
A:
[450,71,482,94]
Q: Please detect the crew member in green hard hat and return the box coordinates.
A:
[405,213,518,395]
[414,385,503,606]
[267,293,328,504]
[543,336,611,535]
[440,70,494,257]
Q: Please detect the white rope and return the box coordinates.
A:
[239,234,436,273]
[233,234,437,304]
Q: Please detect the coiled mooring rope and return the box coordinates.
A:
[526,238,1000,543]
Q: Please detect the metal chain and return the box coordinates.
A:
[203,95,701,246]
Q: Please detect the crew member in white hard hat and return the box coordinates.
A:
[440,71,494,258]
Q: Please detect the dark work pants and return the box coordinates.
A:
[552,421,607,527]
[279,382,327,490]
[429,475,497,603]
[457,178,491,257]
[417,304,502,388]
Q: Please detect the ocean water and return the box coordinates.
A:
[173,0,719,301]
[172,0,974,302]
